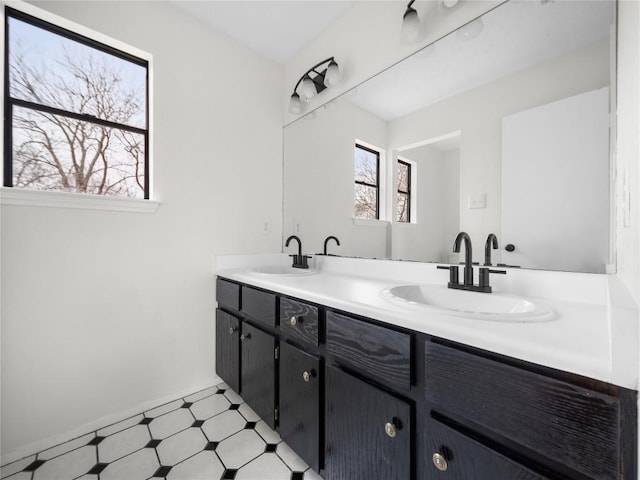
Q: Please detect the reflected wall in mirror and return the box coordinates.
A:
[283,0,615,273]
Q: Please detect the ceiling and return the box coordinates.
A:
[347,0,614,121]
[170,1,353,64]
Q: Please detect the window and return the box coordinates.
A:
[354,143,380,220]
[4,7,150,199]
[397,159,411,222]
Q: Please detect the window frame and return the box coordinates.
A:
[396,159,412,223]
[354,142,381,220]
[3,3,152,201]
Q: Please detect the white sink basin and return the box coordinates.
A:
[250,265,318,277]
[382,284,553,322]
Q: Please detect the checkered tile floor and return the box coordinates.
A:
[1,383,322,480]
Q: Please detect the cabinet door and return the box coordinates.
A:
[325,366,411,480]
[424,418,550,479]
[215,309,240,393]
[280,342,320,473]
[241,323,276,429]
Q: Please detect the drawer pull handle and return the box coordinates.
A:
[302,370,316,382]
[290,316,298,326]
[240,333,251,342]
[432,453,448,471]
[384,422,396,438]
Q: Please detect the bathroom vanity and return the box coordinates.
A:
[214,255,638,480]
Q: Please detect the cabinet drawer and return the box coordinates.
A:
[425,341,620,480]
[241,286,276,328]
[326,311,411,391]
[425,418,549,479]
[217,278,240,311]
[280,297,319,348]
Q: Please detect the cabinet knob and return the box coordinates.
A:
[432,453,448,471]
[384,422,396,438]
[302,370,316,382]
[228,327,237,335]
[290,316,298,326]
[240,333,251,342]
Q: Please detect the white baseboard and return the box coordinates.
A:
[1,376,222,466]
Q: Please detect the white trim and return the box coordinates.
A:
[0,377,222,466]
[0,188,161,213]
[393,221,417,229]
[352,218,390,227]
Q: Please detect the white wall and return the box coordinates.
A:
[283,101,388,258]
[1,0,283,457]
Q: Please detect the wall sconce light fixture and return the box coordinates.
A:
[401,0,421,43]
[289,57,342,114]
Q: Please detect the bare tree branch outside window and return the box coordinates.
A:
[6,11,148,198]
[354,144,379,219]
[397,160,411,222]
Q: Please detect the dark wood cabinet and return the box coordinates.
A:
[326,311,412,391]
[279,342,320,472]
[215,276,637,480]
[215,309,240,393]
[424,418,550,479]
[241,286,277,327]
[280,297,319,349]
[325,366,412,480]
[425,341,624,480]
[240,322,277,429]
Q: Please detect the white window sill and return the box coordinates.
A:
[0,188,161,213]
[393,221,418,228]
[352,218,390,227]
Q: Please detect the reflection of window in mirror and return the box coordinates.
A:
[397,159,412,222]
[354,143,381,220]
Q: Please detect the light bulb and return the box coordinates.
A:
[324,60,341,87]
[288,93,303,114]
[401,7,421,43]
[300,75,317,101]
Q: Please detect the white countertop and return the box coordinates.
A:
[216,253,639,390]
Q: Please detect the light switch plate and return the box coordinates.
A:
[468,193,486,209]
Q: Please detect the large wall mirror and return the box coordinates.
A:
[283,0,615,273]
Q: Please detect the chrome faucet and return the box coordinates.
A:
[285,235,311,269]
[484,233,498,266]
[437,232,506,293]
[323,235,340,255]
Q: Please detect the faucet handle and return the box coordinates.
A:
[437,265,459,285]
[478,267,506,290]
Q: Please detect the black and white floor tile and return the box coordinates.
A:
[0,383,322,480]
